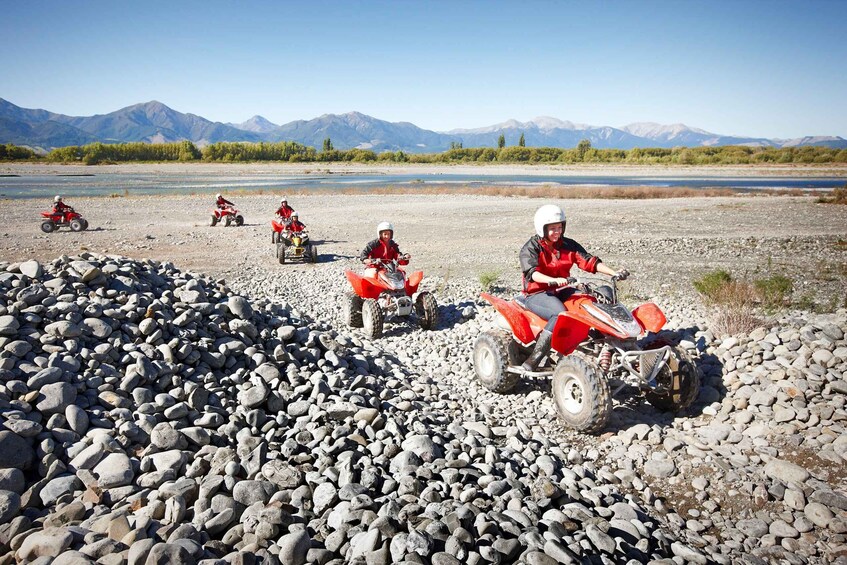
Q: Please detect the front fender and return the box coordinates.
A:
[405,271,423,295]
[632,303,667,333]
[345,270,384,300]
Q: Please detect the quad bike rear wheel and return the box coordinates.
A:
[224,215,232,227]
[310,245,318,263]
[235,215,244,226]
[344,292,364,328]
[70,219,84,232]
[277,243,285,264]
[472,330,526,393]
[415,292,438,330]
[644,345,701,412]
[362,299,384,339]
[552,355,611,434]
[41,221,56,233]
[210,215,218,227]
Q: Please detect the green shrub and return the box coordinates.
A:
[754,275,793,310]
[692,269,733,301]
[479,271,500,292]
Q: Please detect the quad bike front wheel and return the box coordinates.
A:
[362,299,384,339]
[472,330,522,393]
[277,243,285,264]
[224,215,232,227]
[310,245,318,263]
[644,345,701,412]
[81,219,89,230]
[70,219,84,232]
[210,215,218,227]
[343,292,364,328]
[271,231,277,244]
[41,221,56,233]
[415,292,438,330]
[552,355,611,434]
[235,215,244,226]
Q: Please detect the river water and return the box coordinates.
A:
[1,172,844,199]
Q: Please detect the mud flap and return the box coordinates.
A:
[551,313,592,356]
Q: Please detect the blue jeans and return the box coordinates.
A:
[525,289,574,331]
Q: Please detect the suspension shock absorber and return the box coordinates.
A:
[598,345,612,373]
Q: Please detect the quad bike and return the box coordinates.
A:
[210,205,244,227]
[344,257,438,339]
[40,208,89,233]
[275,228,317,264]
[473,274,700,433]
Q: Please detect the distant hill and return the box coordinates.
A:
[1,97,845,152]
[264,111,458,152]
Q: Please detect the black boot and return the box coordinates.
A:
[522,330,553,372]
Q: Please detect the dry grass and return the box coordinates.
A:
[331,184,742,199]
[709,281,762,336]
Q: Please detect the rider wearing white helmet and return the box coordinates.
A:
[518,204,625,371]
[288,211,306,233]
[216,193,234,209]
[360,221,409,272]
[52,195,71,214]
[275,196,294,221]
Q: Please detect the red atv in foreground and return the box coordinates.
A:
[40,208,89,233]
[473,274,700,433]
[210,205,244,227]
[344,257,438,339]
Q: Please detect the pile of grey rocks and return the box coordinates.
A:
[234,258,847,564]
[1,254,703,564]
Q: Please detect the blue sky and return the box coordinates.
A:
[1,0,845,138]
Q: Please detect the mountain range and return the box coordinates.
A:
[2,97,845,153]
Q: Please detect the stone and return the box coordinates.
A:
[644,459,677,478]
[804,502,834,528]
[15,528,74,560]
[764,459,810,485]
[0,431,34,470]
[228,296,253,320]
[0,468,25,494]
[19,260,43,278]
[0,315,20,336]
[0,490,21,524]
[36,382,77,414]
[94,452,134,488]
[277,530,310,565]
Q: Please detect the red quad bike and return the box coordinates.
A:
[344,258,438,339]
[270,218,292,244]
[40,208,89,233]
[473,274,701,433]
[210,205,244,227]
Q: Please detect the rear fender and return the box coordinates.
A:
[345,270,384,300]
[632,303,667,333]
[480,293,537,345]
[271,220,284,233]
[405,271,423,295]
[551,313,592,356]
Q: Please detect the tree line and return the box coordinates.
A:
[1,139,845,165]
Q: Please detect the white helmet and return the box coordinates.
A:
[280,197,287,204]
[291,211,299,218]
[377,221,394,237]
[216,193,222,199]
[54,195,62,203]
[534,205,566,237]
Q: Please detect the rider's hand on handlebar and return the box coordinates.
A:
[548,277,575,287]
[615,269,630,281]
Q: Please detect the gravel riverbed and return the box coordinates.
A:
[1,192,846,564]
